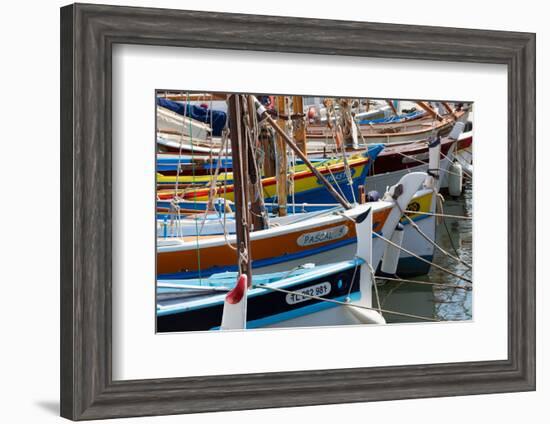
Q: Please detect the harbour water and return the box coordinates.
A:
[379,179,473,323]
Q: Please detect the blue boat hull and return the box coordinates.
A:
[157,262,361,332]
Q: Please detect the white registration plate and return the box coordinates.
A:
[285,282,332,305]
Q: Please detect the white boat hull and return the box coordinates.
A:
[157,106,211,140]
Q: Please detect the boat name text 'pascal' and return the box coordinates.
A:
[297,225,349,247]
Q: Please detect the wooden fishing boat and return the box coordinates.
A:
[157,260,367,331]
[156,153,231,175]
[357,109,425,125]
[306,96,427,120]
[155,133,470,186]
[156,155,360,188]
[157,153,329,176]
[306,109,468,148]
[156,186,434,236]
[157,206,342,238]
[156,128,470,208]
[157,208,384,332]
[156,95,470,158]
[156,144,385,204]
[365,130,472,194]
[157,171,428,280]
[157,186,437,277]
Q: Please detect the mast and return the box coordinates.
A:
[227,94,252,285]
[245,95,268,231]
[252,96,352,210]
[441,101,455,116]
[259,110,276,178]
[275,95,288,216]
[293,95,307,154]
[386,99,398,116]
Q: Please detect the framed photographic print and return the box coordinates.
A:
[60,3,535,420]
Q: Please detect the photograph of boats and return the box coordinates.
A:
[156,92,473,332]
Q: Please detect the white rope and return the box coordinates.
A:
[393,150,464,179]
[399,206,472,270]
[376,276,472,291]
[369,262,382,314]
[374,232,472,284]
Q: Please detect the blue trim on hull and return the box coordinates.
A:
[158,212,433,279]
[159,237,357,280]
[157,144,384,206]
[274,144,384,205]
[210,292,362,329]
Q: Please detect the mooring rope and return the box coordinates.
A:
[440,149,473,180]
[376,276,472,291]
[400,209,472,270]
[369,262,383,314]
[253,283,439,322]
[393,150,463,178]
[335,200,472,282]
[373,232,472,284]
[436,193,464,261]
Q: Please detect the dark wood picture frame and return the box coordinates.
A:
[60,3,536,420]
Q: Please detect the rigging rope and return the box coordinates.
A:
[399,203,472,270]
